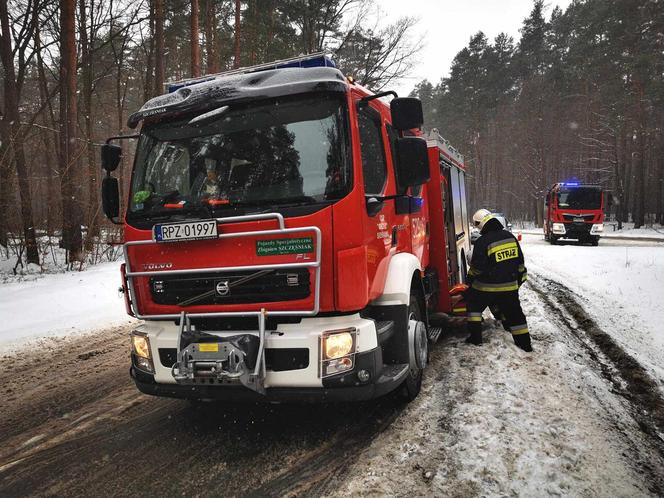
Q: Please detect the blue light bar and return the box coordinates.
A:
[564,182,579,186]
[167,53,336,93]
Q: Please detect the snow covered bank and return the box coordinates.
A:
[521,234,664,383]
[0,261,136,352]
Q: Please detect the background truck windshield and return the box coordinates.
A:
[557,187,602,209]
[128,93,349,219]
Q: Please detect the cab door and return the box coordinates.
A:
[356,102,405,300]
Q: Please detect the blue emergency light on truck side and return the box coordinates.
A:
[100,54,470,403]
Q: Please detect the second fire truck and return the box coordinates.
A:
[544,182,604,246]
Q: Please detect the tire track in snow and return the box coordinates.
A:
[529,272,664,495]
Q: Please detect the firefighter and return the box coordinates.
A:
[465,209,532,352]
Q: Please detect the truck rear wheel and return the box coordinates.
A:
[400,293,427,402]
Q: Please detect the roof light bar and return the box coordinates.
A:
[167,53,336,93]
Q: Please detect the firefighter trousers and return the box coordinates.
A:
[466,289,532,351]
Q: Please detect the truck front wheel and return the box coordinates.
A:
[400,293,427,401]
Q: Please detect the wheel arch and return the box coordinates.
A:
[370,252,423,308]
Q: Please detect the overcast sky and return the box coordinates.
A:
[374,0,575,95]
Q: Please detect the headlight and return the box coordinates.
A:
[132,333,151,358]
[552,223,566,234]
[320,328,357,378]
[131,332,154,373]
[591,223,604,233]
[322,330,355,360]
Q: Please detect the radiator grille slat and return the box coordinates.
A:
[150,268,310,305]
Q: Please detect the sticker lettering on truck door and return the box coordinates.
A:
[256,237,314,256]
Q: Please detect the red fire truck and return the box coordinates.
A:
[100,54,470,402]
[543,182,604,245]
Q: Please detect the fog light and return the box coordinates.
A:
[322,329,356,360]
[357,369,371,382]
[134,355,154,373]
[552,223,566,234]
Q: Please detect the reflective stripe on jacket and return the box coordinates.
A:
[468,218,527,292]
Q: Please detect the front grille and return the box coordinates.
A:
[150,268,310,306]
[158,347,309,372]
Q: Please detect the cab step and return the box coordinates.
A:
[375,320,396,344]
[427,326,443,344]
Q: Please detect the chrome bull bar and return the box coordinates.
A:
[123,213,322,393]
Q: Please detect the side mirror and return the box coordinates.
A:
[102,176,120,221]
[101,143,123,172]
[390,97,424,131]
[394,137,430,188]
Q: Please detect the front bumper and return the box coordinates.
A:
[131,347,408,402]
[130,313,409,401]
[554,222,601,239]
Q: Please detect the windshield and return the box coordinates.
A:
[128,93,349,222]
[557,187,602,209]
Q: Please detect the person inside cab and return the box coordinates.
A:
[466,209,532,352]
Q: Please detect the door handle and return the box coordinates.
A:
[391,226,398,246]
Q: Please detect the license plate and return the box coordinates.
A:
[154,220,218,243]
[573,217,585,222]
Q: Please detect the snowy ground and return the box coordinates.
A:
[0,261,136,353]
[522,233,664,384]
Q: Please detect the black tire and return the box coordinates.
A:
[591,237,599,246]
[400,293,427,402]
[549,235,557,245]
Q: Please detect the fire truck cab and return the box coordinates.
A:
[544,182,604,246]
[100,54,470,403]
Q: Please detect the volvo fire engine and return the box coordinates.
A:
[100,54,470,402]
[543,182,604,246]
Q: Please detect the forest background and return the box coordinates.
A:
[0,0,662,268]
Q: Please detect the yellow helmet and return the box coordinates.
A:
[472,209,494,231]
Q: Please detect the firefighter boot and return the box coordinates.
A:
[513,333,532,352]
[465,330,482,346]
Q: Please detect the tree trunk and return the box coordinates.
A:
[59,0,83,262]
[0,0,39,264]
[190,0,200,77]
[234,0,241,68]
[204,0,218,73]
[144,0,155,100]
[154,0,164,95]
[633,89,646,229]
[79,0,99,253]
[35,29,59,236]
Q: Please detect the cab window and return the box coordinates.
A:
[357,106,387,195]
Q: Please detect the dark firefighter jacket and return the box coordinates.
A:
[467,217,527,292]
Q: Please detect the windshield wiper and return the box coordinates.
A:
[213,196,319,207]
